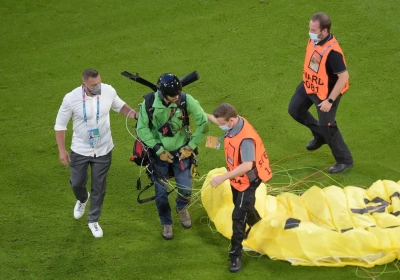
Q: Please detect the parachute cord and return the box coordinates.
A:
[242,248,264,261]
[395,260,400,270]
[354,260,400,279]
[270,151,331,166]
[199,216,219,234]
[356,266,379,279]
[266,165,333,195]
[280,166,330,191]
[125,109,140,141]
[146,173,207,210]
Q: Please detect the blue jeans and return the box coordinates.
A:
[151,149,192,225]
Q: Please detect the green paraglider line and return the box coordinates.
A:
[355,261,400,279]
[357,266,378,279]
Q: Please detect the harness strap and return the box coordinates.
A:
[136,153,199,204]
[137,181,176,204]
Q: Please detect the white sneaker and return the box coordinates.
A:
[73,192,90,219]
[88,222,103,238]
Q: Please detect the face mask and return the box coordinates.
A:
[87,84,101,95]
[309,32,320,42]
[219,124,231,131]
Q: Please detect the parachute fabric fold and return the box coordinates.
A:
[201,168,400,267]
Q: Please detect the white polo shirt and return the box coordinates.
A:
[54,83,126,157]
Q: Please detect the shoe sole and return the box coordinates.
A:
[181,223,191,229]
[162,235,173,240]
[328,164,354,174]
[230,267,242,273]
[306,143,326,151]
[74,213,84,219]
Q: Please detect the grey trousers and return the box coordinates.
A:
[69,150,112,223]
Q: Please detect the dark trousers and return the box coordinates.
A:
[288,82,353,164]
[229,179,261,260]
[69,150,112,223]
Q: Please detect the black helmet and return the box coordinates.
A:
[157,73,182,97]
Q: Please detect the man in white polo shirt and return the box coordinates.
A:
[54,68,138,238]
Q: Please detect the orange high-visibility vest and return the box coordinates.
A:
[303,35,349,100]
[224,117,272,191]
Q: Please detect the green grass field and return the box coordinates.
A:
[1,0,399,279]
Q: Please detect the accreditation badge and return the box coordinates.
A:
[308,50,322,72]
[87,127,101,147]
[205,136,221,149]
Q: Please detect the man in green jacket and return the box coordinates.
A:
[137,73,209,240]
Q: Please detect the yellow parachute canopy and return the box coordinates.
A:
[201,167,400,267]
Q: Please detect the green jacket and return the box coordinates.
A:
[137,91,209,155]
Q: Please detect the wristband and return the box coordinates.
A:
[328,98,334,104]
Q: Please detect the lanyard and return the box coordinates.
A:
[222,129,232,139]
[314,39,338,57]
[82,87,100,124]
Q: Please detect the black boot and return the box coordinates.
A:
[229,257,242,273]
[328,162,354,173]
[306,137,326,151]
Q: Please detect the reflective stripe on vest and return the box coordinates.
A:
[224,117,272,191]
[302,36,349,100]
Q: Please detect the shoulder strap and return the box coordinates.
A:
[177,93,189,126]
[143,92,156,122]
[143,92,189,125]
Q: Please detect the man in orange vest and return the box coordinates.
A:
[207,103,272,273]
[288,12,353,173]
